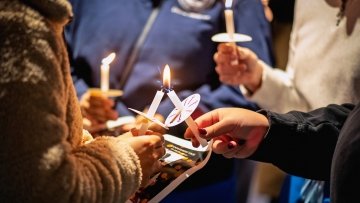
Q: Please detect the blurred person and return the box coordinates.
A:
[0,0,165,202]
[65,0,274,202]
[184,102,359,203]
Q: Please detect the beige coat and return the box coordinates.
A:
[0,0,141,202]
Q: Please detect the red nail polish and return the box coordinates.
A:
[198,128,207,135]
[228,143,235,149]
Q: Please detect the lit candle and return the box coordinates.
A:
[163,65,208,147]
[224,0,235,41]
[137,67,168,135]
[100,52,116,92]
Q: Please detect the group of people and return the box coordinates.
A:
[1,0,359,203]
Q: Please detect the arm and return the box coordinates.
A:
[184,104,354,181]
[250,103,354,180]
[0,3,162,202]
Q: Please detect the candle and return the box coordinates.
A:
[147,91,165,117]
[224,0,239,65]
[100,52,116,92]
[138,90,165,135]
[224,0,235,41]
[163,65,208,147]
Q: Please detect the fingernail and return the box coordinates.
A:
[198,128,207,135]
[228,142,235,149]
[238,139,246,145]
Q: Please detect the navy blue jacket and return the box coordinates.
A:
[65,0,273,117]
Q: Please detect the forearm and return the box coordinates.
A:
[249,103,354,180]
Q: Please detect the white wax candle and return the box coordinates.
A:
[100,53,116,92]
[147,90,165,117]
[167,90,184,111]
[167,90,207,147]
[100,64,109,92]
[138,90,165,135]
[225,9,235,41]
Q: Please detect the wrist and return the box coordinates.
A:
[244,59,264,94]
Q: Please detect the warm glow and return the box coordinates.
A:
[225,0,233,8]
[102,52,116,65]
[163,64,171,89]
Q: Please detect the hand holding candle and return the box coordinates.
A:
[211,0,252,44]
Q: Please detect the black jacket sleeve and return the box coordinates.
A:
[249,103,355,181]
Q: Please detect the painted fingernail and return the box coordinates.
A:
[238,139,246,145]
[228,142,235,149]
[198,128,207,135]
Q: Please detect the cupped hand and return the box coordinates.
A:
[214,43,264,93]
[184,108,269,158]
[123,129,165,187]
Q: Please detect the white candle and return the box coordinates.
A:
[224,0,238,65]
[138,90,165,135]
[147,90,165,117]
[224,0,235,41]
[100,64,109,92]
[100,53,116,92]
[225,9,235,41]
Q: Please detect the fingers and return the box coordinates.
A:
[81,93,118,122]
[215,43,250,64]
[212,137,247,159]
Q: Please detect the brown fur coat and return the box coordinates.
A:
[0,0,141,202]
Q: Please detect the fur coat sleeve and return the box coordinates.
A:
[0,0,142,202]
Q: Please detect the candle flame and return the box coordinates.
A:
[225,0,233,8]
[102,52,116,65]
[163,64,171,89]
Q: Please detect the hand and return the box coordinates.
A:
[123,129,165,187]
[184,108,269,158]
[80,91,118,132]
[121,112,167,135]
[214,43,264,93]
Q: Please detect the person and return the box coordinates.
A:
[213,0,360,202]
[64,0,274,202]
[184,102,359,203]
[0,0,165,202]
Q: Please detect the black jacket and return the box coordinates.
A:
[250,102,360,203]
